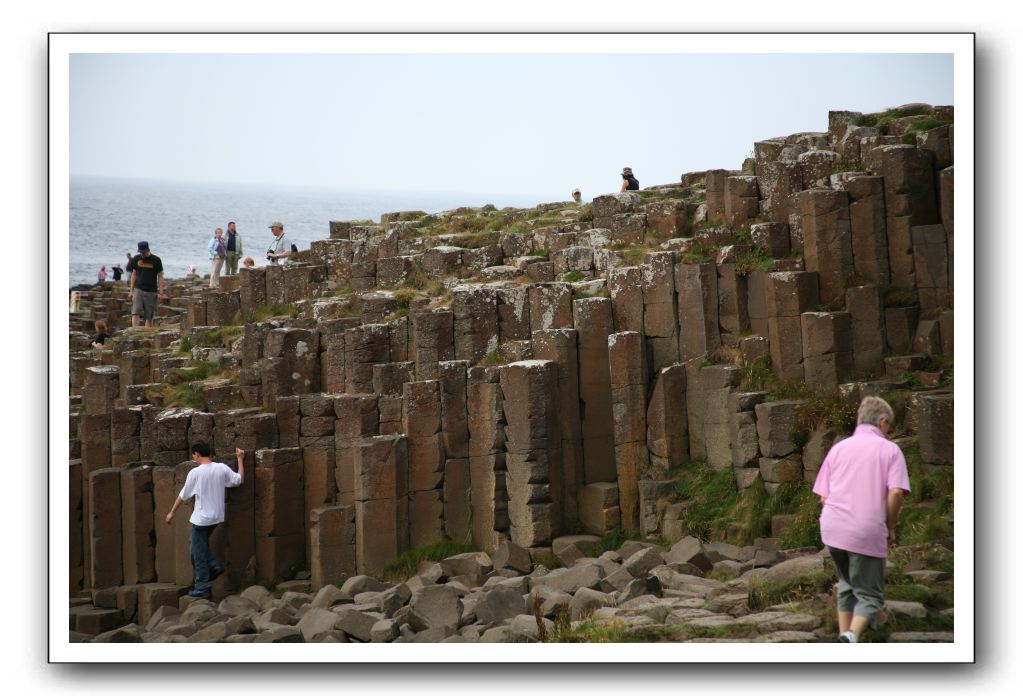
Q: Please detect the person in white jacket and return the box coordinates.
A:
[207,227,227,288]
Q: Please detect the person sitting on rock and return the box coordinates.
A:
[813,396,911,643]
[571,188,584,206]
[620,167,639,192]
[242,256,255,268]
[91,319,110,349]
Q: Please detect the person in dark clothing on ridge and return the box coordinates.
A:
[111,264,123,282]
[128,240,164,328]
[620,167,640,192]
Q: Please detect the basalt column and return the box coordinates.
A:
[573,298,616,485]
[500,360,560,548]
[608,331,648,535]
[467,367,508,554]
[403,380,445,547]
[531,329,583,529]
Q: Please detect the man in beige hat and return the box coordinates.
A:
[266,221,293,264]
[571,188,584,206]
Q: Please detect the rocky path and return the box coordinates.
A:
[71,535,953,643]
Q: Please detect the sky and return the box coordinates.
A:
[70,52,953,201]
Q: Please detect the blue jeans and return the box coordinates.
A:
[189,523,222,593]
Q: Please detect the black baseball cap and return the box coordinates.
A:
[137,241,150,252]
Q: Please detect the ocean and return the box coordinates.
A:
[68,176,547,287]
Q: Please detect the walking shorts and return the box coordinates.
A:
[132,289,158,320]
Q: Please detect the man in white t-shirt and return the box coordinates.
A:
[166,442,245,598]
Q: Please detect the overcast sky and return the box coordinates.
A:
[70,52,953,200]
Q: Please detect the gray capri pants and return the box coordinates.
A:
[828,546,886,627]
[132,289,158,320]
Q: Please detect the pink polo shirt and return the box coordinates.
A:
[812,424,911,558]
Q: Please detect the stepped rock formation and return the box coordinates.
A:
[67,104,955,642]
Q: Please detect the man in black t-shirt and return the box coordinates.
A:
[128,240,165,327]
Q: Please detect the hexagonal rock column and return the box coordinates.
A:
[591,192,643,245]
[205,290,241,326]
[765,271,820,382]
[352,435,409,575]
[608,332,648,535]
[528,283,573,334]
[118,351,151,403]
[609,266,644,334]
[647,365,689,478]
[452,284,499,364]
[675,262,720,361]
[439,361,471,543]
[150,466,177,582]
[344,324,389,394]
[219,455,255,593]
[864,144,939,289]
[263,326,321,410]
[495,286,531,343]
[411,309,455,381]
[120,464,155,586]
[403,381,445,548]
[299,396,337,566]
[254,448,305,585]
[573,298,617,486]
[532,329,584,528]
[169,462,195,585]
[757,161,803,224]
[467,366,508,554]
[798,149,841,189]
[704,169,731,225]
[70,460,84,594]
[916,393,953,466]
[795,189,853,309]
[500,360,560,549]
[939,166,954,303]
[319,329,348,395]
[309,504,356,590]
[725,176,760,227]
[729,391,767,476]
[110,407,141,467]
[911,224,951,311]
[89,468,123,590]
[716,245,751,341]
[643,251,680,373]
[684,362,742,469]
[334,394,380,505]
[578,482,621,536]
[83,365,120,415]
[846,285,886,373]
[838,175,890,287]
[238,267,267,318]
[754,400,803,490]
[800,312,854,393]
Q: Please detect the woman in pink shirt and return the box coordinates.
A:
[813,396,911,643]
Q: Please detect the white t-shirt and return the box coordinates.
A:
[179,462,243,526]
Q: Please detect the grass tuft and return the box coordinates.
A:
[375,540,479,583]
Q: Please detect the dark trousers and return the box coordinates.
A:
[189,523,222,592]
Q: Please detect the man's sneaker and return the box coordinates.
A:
[187,588,211,598]
[836,632,855,643]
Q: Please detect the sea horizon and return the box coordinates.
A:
[67,175,558,288]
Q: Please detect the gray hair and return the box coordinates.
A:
[857,395,894,427]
